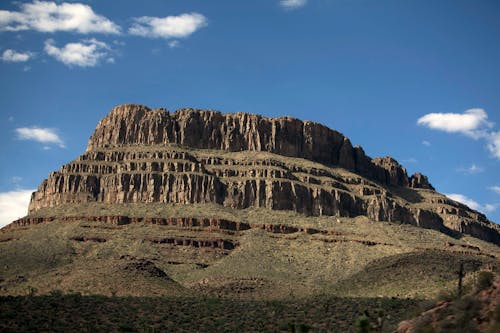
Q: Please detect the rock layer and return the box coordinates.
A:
[86,104,415,187]
[25,104,500,244]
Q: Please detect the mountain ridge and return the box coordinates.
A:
[22,103,499,245]
[86,104,420,188]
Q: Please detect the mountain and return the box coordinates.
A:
[1,104,499,332]
[22,104,500,244]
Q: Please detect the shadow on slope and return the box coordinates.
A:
[331,250,499,299]
[0,293,421,333]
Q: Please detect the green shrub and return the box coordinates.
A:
[287,322,310,333]
[26,286,37,296]
[118,323,135,332]
[355,315,371,333]
[49,290,64,297]
[436,289,458,302]
[476,271,494,291]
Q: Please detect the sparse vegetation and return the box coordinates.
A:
[1,202,498,331]
[397,273,499,333]
[0,293,420,333]
[477,271,494,291]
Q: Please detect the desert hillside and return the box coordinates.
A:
[1,104,498,332]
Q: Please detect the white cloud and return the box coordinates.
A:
[468,164,483,174]
[484,204,497,213]
[129,13,207,39]
[417,108,493,138]
[0,1,120,34]
[486,131,500,159]
[168,40,180,48]
[44,38,111,67]
[418,108,500,160]
[458,163,484,175]
[280,0,308,9]
[422,140,431,146]
[446,193,496,214]
[489,186,500,195]
[15,126,65,147]
[1,49,32,62]
[0,189,34,228]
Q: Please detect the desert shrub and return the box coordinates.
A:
[26,286,37,296]
[118,323,135,332]
[430,295,481,333]
[287,322,310,333]
[484,304,500,333]
[355,314,371,333]
[454,295,481,329]
[436,289,458,302]
[455,295,481,313]
[49,290,64,297]
[476,271,494,291]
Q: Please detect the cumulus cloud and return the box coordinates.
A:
[44,38,111,67]
[446,193,496,214]
[1,49,32,62]
[129,13,207,39]
[418,108,500,160]
[280,0,308,9]
[489,186,500,195]
[0,189,34,228]
[0,1,120,34]
[417,109,493,138]
[15,126,65,147]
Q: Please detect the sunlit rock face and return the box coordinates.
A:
[27,104,500,244]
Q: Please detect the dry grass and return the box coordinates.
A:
[2,203,499,300]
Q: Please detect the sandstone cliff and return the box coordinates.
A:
[86,104,411,187]
[26,104,500,244]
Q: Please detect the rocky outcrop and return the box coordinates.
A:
[146,237,238,250]
[85,104,417,187]
[394,279,500,333]
[7,216,252,230]
[372,157,409,187]
[70,236,107,243]
[21,104,500,245]
[124,260,171,279]
[409,172,435,190]
[7,215,330,237]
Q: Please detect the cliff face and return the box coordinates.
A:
[86,104,410,187]
[27,104,500,244]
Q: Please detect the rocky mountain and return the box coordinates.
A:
[24,104,499,244]
[2,104,500,332]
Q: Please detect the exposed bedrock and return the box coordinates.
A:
[86,104,419,187]
[23,104,500,245]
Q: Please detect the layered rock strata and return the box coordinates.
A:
[86,104,413,187]
[26,104,500,244]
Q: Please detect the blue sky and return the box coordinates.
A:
[0,0,499,226]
